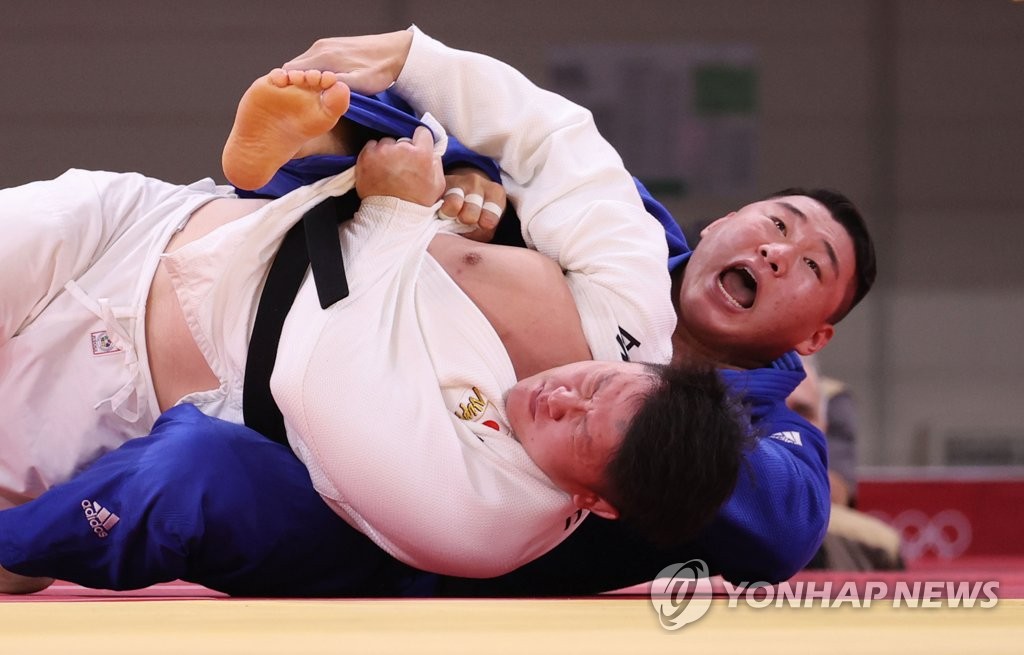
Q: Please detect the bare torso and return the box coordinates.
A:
[146,201,592,411]
[426,233,591,380]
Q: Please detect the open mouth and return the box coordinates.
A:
[718,266,757,309]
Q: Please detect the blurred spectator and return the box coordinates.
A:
[821,375,858,507]
[790,356,904,571]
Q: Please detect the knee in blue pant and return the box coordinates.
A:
[2,405,429,596]
[134,406,417,596]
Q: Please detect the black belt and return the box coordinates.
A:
[242,191,360,445]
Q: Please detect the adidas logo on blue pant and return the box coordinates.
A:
[81,500,120,539]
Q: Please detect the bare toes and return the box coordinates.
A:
[268,68,288,87]
[320,82,351,115]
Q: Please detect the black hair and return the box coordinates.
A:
[602,364,752,548]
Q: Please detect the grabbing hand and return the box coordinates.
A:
[439,168,508,243]
[284,30,414,96]
[355,126,444,206]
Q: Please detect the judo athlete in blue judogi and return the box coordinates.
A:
[1,29,876,596]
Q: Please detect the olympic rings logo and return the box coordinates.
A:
[870,509,973,560]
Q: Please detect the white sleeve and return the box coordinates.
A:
[0,169,205,344]
[393,27,675,364]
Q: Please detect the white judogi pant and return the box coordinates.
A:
[0,169,230,508]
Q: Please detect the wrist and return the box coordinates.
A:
[389,29,414,80]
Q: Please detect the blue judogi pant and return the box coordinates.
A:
[0,404,434,597]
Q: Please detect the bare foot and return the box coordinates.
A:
[0,563,53,594]
[222,69,351,190]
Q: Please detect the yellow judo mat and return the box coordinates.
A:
[1,598,1022,654]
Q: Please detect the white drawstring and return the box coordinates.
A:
[63,280,145,422]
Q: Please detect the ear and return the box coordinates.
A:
[572,493,620,521]
[794,323,834,356]
[698,212,736,238]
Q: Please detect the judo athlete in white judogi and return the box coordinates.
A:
[1,27,749,589]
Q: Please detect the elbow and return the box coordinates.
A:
[707,469,831,585]
[715,502,830,585]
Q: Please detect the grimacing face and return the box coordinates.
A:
[676,195,857,367]
[504,360,655,519]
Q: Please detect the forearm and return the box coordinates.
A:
[285,28,674,364]
[702,443,830,582]
[394,28,674,363]
[704,417,830,582]
[394,28,645,238]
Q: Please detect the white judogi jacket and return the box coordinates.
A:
[0,27,674,576]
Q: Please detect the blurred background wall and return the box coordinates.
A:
[2,0,1022,469]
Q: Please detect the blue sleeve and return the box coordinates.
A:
[631,178,691,271]
[701,354,831,582]
[695,409,831,583]
[440,136,501,181]
[375,90,501,182]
